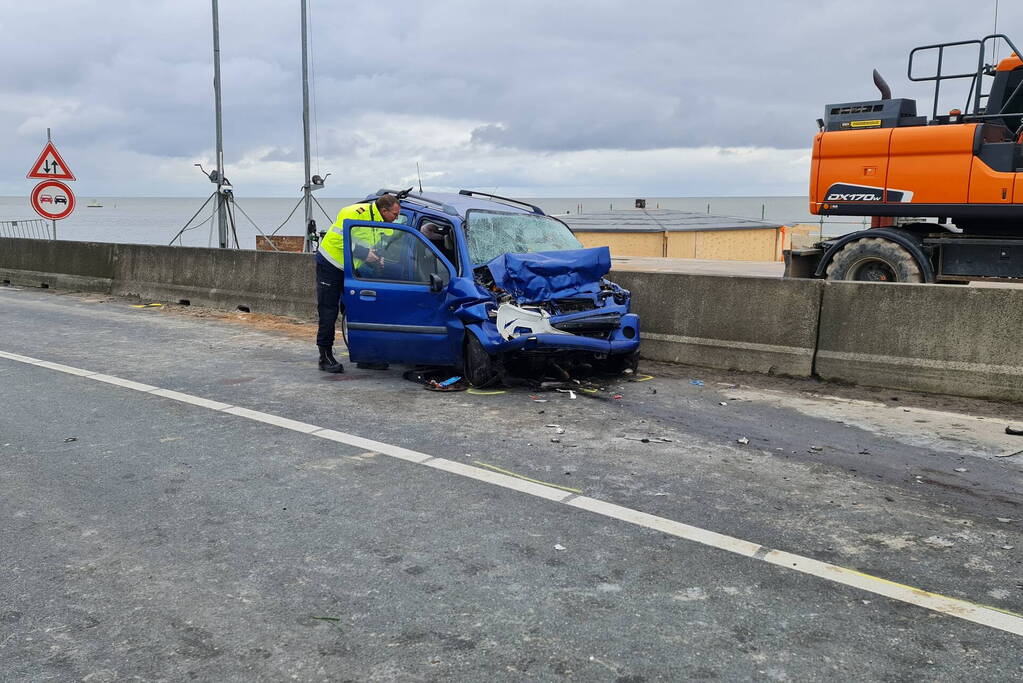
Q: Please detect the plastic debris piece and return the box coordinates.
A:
[691,380,704,386]
[529,395,548,402]
[612,394,623,400]
[551,437,561,443]
[737,437,750,445]
[1002,545,1015,550]
[719,402,728,406]
[555,427,565,435]
[623,436,673,443]
[1006,426,1023,436]
[545,424,560,428]
[997,517,1014,523]
[554,389,577,399]
[554,544,566,551]
[63,437,77,443]
[953,467,968,473]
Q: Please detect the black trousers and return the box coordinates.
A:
[316,258,344,349]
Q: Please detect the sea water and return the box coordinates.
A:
[0,195,864,248]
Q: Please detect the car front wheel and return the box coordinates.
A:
[464,333,499,388]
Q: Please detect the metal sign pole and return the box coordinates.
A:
[301,0,313,252]
[46,128,57,240]
[211,0,228,249]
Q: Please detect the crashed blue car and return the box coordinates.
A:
[339,189,640,386]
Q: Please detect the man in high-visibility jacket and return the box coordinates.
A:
[315,193,401,372]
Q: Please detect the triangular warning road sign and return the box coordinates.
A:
[27,141,76,180]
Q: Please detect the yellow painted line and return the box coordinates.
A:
[467,388,506,396]
[473,461,583,494]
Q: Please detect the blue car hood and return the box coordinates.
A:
[485,247,611,303]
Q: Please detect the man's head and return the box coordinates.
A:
[375,194,401,222]
[420,221,446,241]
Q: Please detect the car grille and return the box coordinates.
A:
[551,313,621,336]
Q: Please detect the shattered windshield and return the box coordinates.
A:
[465,210,582,264]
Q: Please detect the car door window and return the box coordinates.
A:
[352,229,450,286]
[416,217,459,274]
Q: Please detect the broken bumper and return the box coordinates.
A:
[473,313,640,355]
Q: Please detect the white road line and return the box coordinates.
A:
[149,388,233,411]
[3,349,1022,637]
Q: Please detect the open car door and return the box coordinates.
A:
[341,220,462,366]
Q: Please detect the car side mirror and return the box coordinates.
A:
[429,272,445,293]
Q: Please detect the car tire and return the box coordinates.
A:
[825,237,925,283]
[464,333,499,388]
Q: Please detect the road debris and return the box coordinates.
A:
[1006,426,1023,436]
[556,389,577,399]
[923,536,955,548]
[809,446,823,452]
[554,544,566,551]
[691,380,704,387]
[529,395,548,402]
[997,517,1014,523]
[426,375,466,392]
[718,401,728,406]
[63,437,77,443]
[737,437,750,445]
[612,394,623,400]
[624,436,673,443]
[953,467,968,473]
[1002,545,1015,550]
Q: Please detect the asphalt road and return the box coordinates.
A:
[2,286,1023,681]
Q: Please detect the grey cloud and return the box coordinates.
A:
[1,0,1021,196]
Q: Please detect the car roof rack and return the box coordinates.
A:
[458,189,544,215]
[373,189,458,215]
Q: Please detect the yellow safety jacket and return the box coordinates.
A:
[318,202,395,270]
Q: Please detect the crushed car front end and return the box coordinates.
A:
[452,207,641,373]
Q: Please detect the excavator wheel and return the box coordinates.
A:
[825,237,925,283]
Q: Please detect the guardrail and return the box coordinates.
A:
[1,236,1021,402]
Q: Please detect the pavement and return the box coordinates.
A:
[611,256,1023,289]
[2,285,1023,681]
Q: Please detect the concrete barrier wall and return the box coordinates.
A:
[0,238,316,318]
[4,237,1023,401]
[0,237,116,292]
[112,244,315,318]
[610,270,823,377]
[816,281,1023,402]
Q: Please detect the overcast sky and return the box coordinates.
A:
[2,0,1020,198]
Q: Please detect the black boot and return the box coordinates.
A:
[318,346,344,373]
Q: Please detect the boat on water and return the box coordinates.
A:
[87,200,103,208]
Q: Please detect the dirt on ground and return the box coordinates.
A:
[158,302,316,340]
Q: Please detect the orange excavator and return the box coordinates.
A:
[786,34,1023,282]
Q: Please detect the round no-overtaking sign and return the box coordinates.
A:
[31,179,76,220]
